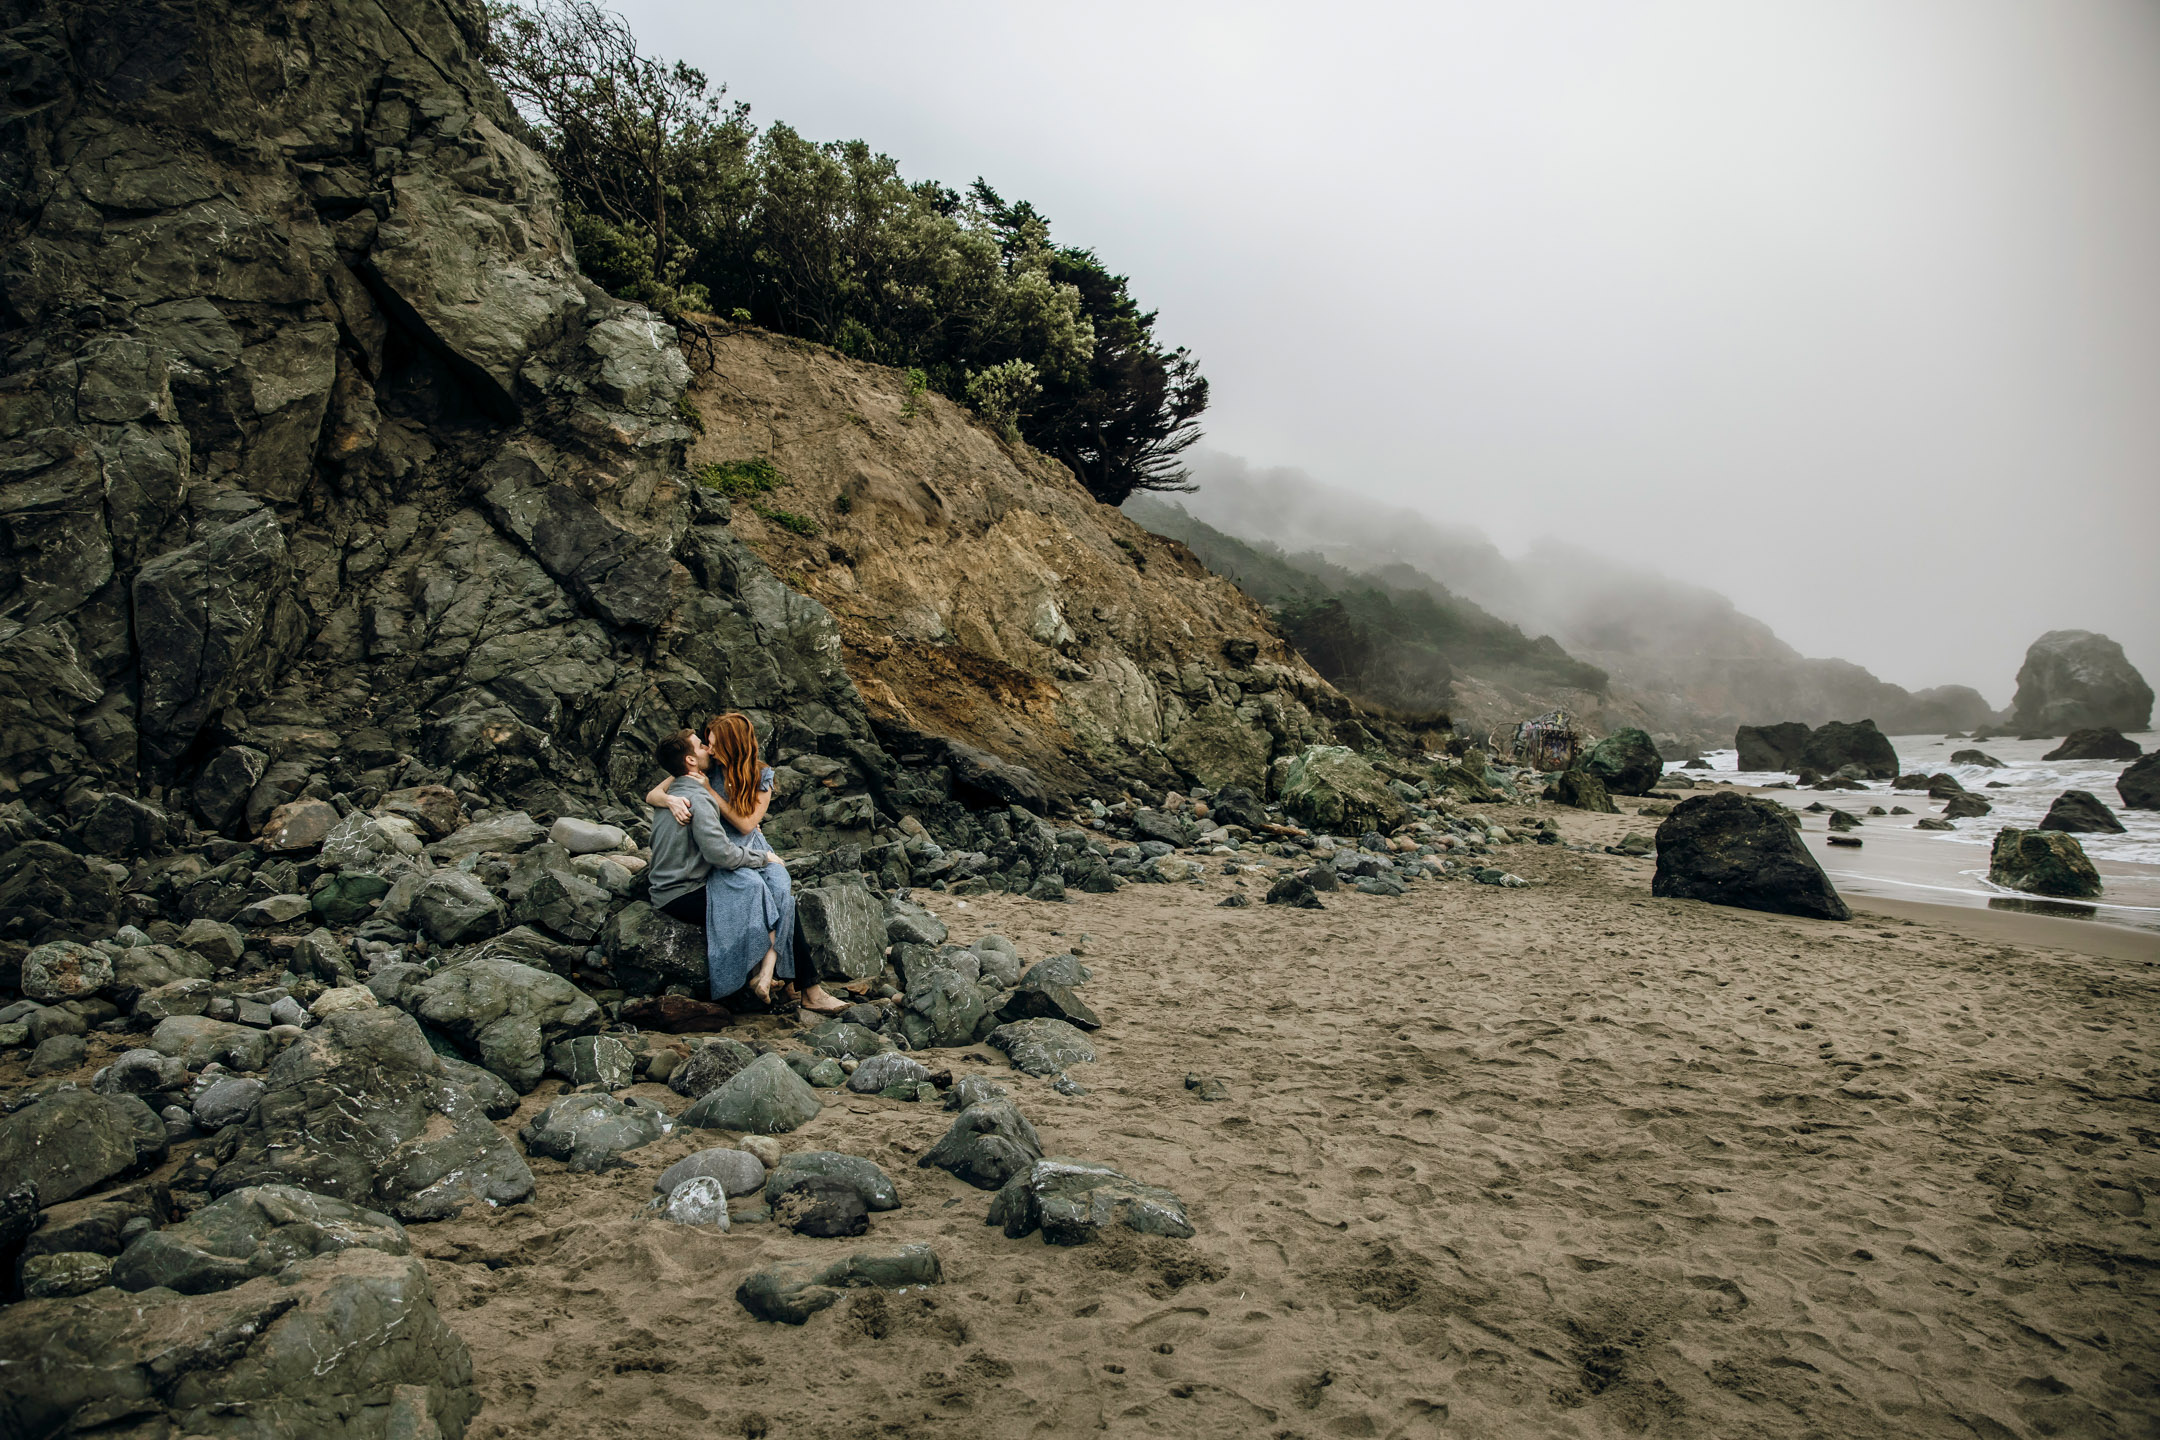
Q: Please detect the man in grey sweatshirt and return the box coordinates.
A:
[647,729,767,924]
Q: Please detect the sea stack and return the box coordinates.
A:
[2010,632,2154,736]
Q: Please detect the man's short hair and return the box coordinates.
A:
[656,729,698,777]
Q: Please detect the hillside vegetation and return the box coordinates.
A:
[1125,497,1611,730]
[485,0,1204,507]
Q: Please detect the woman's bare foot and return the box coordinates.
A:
[748,948,778,1003]
[798,984,847,1015]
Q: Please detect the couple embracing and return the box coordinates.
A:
[643,713,846,1016]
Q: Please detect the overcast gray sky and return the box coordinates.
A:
[619,0,2160,705]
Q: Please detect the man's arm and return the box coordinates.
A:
[686,793,765,869]
[648,778,693,826]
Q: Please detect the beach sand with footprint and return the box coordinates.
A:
[415,805,2158,1439]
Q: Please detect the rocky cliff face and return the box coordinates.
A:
[0,0,886,844]
[0,0,1363,860]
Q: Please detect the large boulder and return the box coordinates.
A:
[111,1184,409,1295]
[407,956,601,1091]
[2121,753,2160,811]
[1798,720,1898,781]
[20,940,113,1002]
[1552,768,1618,813]
[0,841,119,945]
[1989,828,2102,899]
[0,1089,166,1206]
[919,1099,1043,1190]
[1650,791,1850,921]
[2011,630,2154,735]
[518,1093,669,1172]
[192,745,270,832]
[149,1015,273,1072]
[1277,746,1407,834]
[408,872,506,946]
[2043,728,2142,761]
[1581,727,1662,796]
[667,1038,757,1100]
[1734,722,1811,772]
[762,1151,900,1211]
[797,875,887,983]
[988,1018,1098,1076]
[2037,790,2125,835]
[507,854,610,944]
[988,1157,1194,1243]
[899,968,993,1050]
[210,1005,534,1221]
[110,942,216,1006]
[0,1249,478,1439]
[425,811,547,861]
[603,902,707,996]
[679,1051,823,1133]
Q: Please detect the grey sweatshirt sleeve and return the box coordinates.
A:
[687,791,766,870]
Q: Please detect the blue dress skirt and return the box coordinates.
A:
[700,814,798,1000]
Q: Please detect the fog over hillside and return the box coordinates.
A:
[1158,450,1997,743]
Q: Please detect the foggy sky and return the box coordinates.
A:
[617,0,2160,705]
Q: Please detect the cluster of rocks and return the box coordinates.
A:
[1735,720,1901,783]
[4,817,1199,1388]
[1040,748,1552,911]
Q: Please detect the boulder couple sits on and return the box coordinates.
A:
[644,713,845,1015]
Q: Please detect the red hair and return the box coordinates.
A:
[706,713,762,812]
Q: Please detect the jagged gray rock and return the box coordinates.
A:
[0,1089,167,1206]
[210,1005,534,1220]
[111,1184,409,1295]
[763,1151,900,1211]
[408,955,600,1091]
[0,1249,478,1438]
[797,876,887,982]
[519,1093,669,1172]
[989,1018,1098,1076]
[680,1052,823,1134]
[988,1158,1194,1243]
[919,1099,1044,1190]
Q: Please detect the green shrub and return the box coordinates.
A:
[753,504,819,536]
[695,457,784,499]
[900,367,929,420]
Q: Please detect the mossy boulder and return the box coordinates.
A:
[1582,728,1662,796]
[1163,703,1273,791]
[1989,828,2102,898]
[1277,746,1407,833]
[1553,768,1618,813]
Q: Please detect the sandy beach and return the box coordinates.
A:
[396,799,2160,1440]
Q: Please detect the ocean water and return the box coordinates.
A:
[1677,731,2160,932]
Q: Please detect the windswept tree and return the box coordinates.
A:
[486,0,751,311]
[484,1,1209,505]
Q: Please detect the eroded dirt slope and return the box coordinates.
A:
[684,332,1378,802]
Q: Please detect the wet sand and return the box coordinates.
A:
[418,802,2160,1440]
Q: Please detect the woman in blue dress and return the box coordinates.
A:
[648,713,845,1013]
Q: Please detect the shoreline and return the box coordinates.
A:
[410,799,2159,1439]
